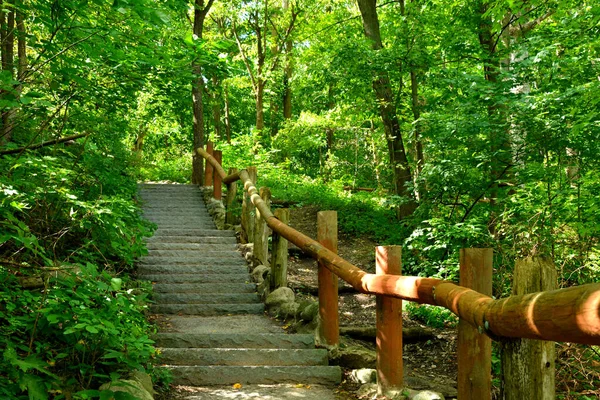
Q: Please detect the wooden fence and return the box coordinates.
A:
[196,144,600,399]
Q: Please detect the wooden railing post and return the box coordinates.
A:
[203,141,214,187]
[501,257,557,400]
[225,167,238,225]
[241,166,257,243]
[317,211,339,347]
[375,245,403,396]
[458,248,493,400]
[253,187,271,266]
[270,208,289,289]
[212,150,222,200]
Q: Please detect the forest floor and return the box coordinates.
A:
[283,205,600,400]
[285,206,460,399]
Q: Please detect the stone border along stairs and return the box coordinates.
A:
[137,183,342,386]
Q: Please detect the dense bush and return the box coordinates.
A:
[0,143,161,399]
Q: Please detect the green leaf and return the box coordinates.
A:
[110,278,122,291]
[85,325,99,334]
[22,374,48,400]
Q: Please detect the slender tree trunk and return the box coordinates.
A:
[191,0,215,184]
[270,97,279,137]
[410,70,424,176]
[282,0,293,119]
[357,0,416,219]
[324,82,335,178]
[224,85,232,143]
[191,69,205,184]
[1,8,15,143]
[133,125,147,161]
[256,80,265,132]
[211,75,222,139]
[17,4,25,81]
[478,2,508,236]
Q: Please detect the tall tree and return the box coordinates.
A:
[191,0,216,185]
[231,0,298,135]
[357,0,416,218]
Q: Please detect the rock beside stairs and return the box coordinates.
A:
[137,183,341,393]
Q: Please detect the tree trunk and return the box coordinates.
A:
[224,85,232,143]
[191,0,215,184]
[133,124,147,161]
[191,70,205,184]
[410,70,423,176]
[478,2,509,236]
[256,80,265,132]
[357,0,416,219]
[211,75,222,139]
[282,0,293,119]
[1,8,15,143]
[16,4,25,81]
[323,82,335,181]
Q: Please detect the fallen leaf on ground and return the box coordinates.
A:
[294,383,311,389]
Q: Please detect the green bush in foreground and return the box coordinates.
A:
[0,266,159,399]
[0,145,165,398]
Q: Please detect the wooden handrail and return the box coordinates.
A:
[195,147,600,345]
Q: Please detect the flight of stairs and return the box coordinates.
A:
[137,183,341,386]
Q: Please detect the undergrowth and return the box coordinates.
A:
[0,142,167,399]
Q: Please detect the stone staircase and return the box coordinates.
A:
[137,183,342,387]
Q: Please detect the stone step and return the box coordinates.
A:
[146,243,238,251]
[159,348,328,366]
[149,225,217,231]
[152,224,218,230]
[138,183,199,188]
[154,293,260,304]
[141,203,207,208]
[145,250,240,258]
[143,211,212,216]
[140,204,207,209]
[139,186,201,190]
[139,197,205,202]
[151,303,264,316]
[138,264,248,275]
[143,214,213,220]
[146,236,237,245]
[140,273,250,284]
[168,366,342,386]
[154,333,316,349]
[151,229,234,237]
[138,186,202,192]
[144,221,216,228]
[139,193,204,198]
[152,283,256,294]
[139,200,206,207]
[140,257,245,266]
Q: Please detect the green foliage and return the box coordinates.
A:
[1,148,153,271]
[405,303,458,330]
[0,265,159,399]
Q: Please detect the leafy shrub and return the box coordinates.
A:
[1,149,153,271]
[0,142,162,398]
[405,303,458,329]
[0,265,158,399]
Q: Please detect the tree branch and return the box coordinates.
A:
[232,19,258,91]
[0,133,88,156]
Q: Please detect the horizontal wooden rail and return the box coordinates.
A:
[195,147,600,345]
